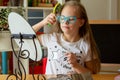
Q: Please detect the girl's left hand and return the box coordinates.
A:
[65,52,78,67]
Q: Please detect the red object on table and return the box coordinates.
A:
[29,58,47,74]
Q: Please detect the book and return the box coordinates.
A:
[0,53,1,74]
[2,0,9,6]
[0,0,3,6]
[38,3,53,7]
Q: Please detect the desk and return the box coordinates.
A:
[89,20,120,24]
[0,74,119,80]
[92,74,120,80]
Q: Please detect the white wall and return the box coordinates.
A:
[81,0,119,20]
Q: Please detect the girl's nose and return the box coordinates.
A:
[63,18,69,25]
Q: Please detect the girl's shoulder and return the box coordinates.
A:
[52,32,61,37]
[42,32,61,41]
[80,38,90,51]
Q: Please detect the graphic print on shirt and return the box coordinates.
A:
[49,44,83,73]
[51,45,71,69]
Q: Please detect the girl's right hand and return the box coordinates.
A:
[41,13,56,26]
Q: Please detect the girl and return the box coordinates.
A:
[33,1,101,74]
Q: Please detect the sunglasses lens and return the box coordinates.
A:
[57,16,77,24]
[69,16,76,24]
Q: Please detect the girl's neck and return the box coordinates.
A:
[62,33,80,42]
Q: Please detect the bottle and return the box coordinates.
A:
[33,0,38,7]
[0,0,2,6]
[42,0,45,3]
[28,0,33,6]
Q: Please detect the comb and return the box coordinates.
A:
[53,3,62,14]
[47,3,62,27]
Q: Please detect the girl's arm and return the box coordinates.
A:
[73,58,101,74]
[32,13,56,45]
[32,13,56,32]
[85,58,101,74]
[66,53,100,74]
[65,53,91,74]
[72,62,91,74]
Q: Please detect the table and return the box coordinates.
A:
[0,74,119,80]
[89,20,120,24]
[92,74,120,80]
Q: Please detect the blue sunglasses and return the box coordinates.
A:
[57,15,81,24]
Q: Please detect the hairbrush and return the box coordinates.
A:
[47,2,62,27]
[53,2,62,14]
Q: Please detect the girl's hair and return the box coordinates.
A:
[66,0,80,2]
[53,1,101,73]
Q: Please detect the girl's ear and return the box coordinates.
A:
[79,19,85,27]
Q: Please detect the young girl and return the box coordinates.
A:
[33,1,101,74]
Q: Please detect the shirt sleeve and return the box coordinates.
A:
[85,47,92,62]
[40,32,58,47]
[41,33,51,47]
[82,40,92,62]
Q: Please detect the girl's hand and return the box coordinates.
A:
[65,53,92,74]
[65,52,78,68]
[41,13,56,26]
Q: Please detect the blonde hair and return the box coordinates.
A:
[65,0,80,2]
[53,1,101,73]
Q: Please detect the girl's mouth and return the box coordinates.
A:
[62,26,70,29]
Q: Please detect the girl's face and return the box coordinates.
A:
[60,5,84,35]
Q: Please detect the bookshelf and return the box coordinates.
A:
[0,0,69,33]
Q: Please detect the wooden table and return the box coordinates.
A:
[0,74,120,80]
[89,20,120,24]
[92,74,120,80]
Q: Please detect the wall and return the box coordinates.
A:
[118,0,120,19]
[91,24,120,63]
[81,0,120,20]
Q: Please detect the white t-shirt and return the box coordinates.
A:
[41,32,91,74]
